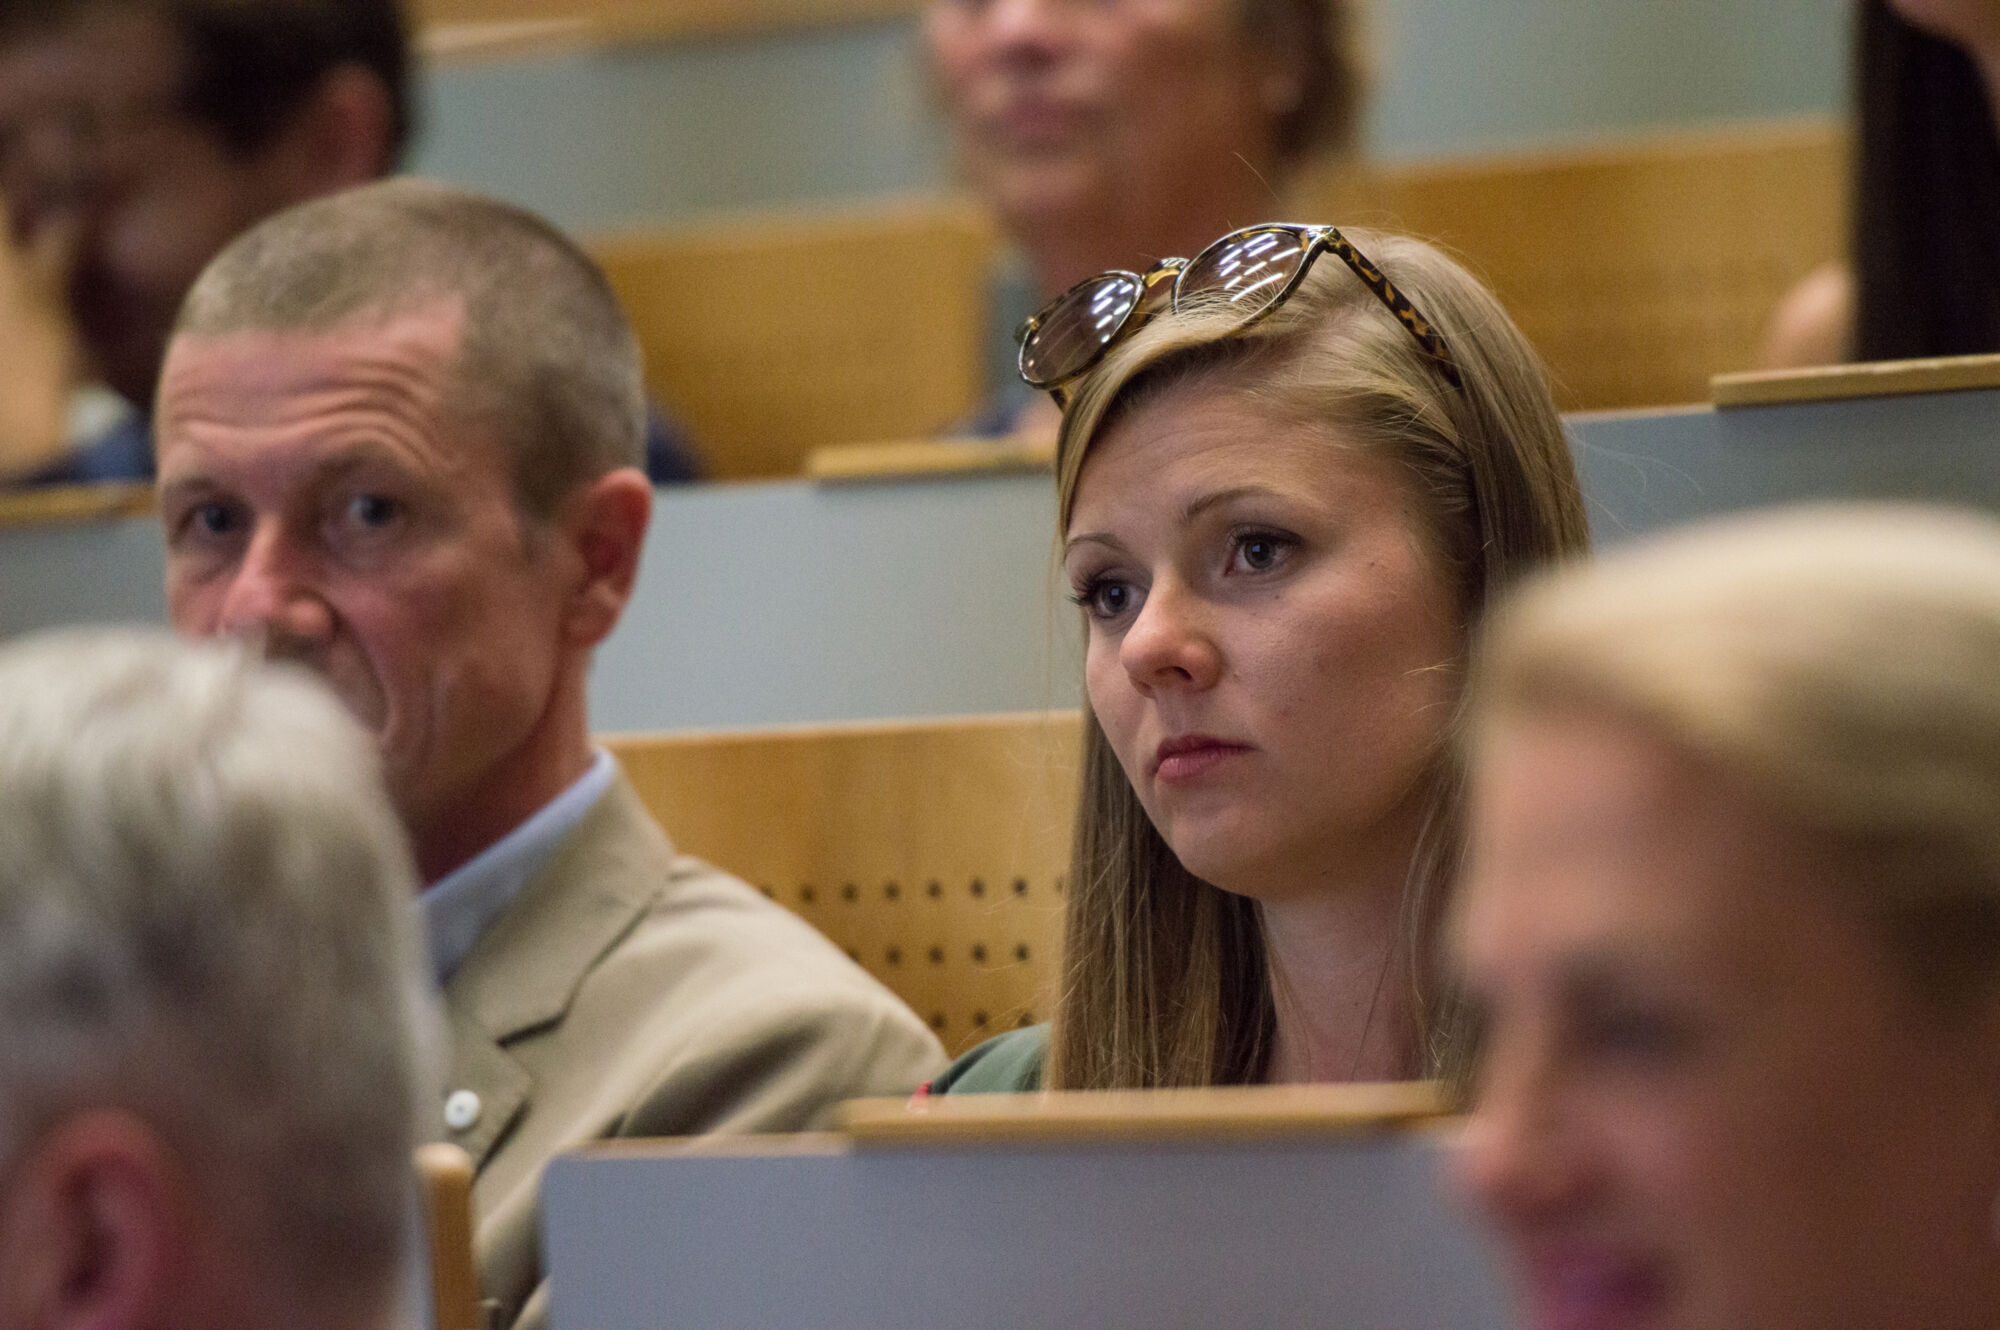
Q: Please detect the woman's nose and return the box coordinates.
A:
[1454,1037,1589,1233]
[979,0,1078,59]
[1118,579,1222,693]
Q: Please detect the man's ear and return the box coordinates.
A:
[0,1111,184,1330]
[560,467,653,651]
[257,64,399,202]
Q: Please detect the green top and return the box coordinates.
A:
[927,1024,1048,1094]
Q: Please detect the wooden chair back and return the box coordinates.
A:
[414,1142,485,1330]
[588,198,997,481]
[1304,120,1848,411]
[605,712,1079,1056]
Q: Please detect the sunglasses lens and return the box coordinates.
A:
[1020,272,1145,387]
[1179,227,1310,318]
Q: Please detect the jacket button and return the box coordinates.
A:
[444,1089,483,1132]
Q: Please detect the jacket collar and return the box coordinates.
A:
[437,777,673,1169]
[447,776,672,1042]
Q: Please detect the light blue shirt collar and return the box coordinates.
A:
[419,750,618,986]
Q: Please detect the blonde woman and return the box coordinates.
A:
[928,224,1588,1093]
[1456,505,2000,1330]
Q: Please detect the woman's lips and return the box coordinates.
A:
[1518,1247,1670,1330]
[986,96,1089,150]
[1152,735,1253,785]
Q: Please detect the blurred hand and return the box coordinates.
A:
[0,195,81,481]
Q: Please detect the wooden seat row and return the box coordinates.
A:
[605,711,1079,1057]
[590,120,1847,480]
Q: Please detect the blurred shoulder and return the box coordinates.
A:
[1758,262,1854,370]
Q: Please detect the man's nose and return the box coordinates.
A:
[214,525,334,652]
[1118,579,1222,694]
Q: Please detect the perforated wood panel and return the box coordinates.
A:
[591,123,1840,478]
[1303,120,1848,412]
[605,712,1079,1056]
[588,199,997,481]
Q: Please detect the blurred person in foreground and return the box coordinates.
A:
[1762,0,2000,367]
[1457,504,2000,1330]
[923,0,1366,438]
[0,627,434,1330]
[0,0,697,487]
[155,178,943,1330]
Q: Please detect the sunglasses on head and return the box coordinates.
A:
[1016,223,1464,406]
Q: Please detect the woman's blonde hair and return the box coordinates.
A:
[1471,504,2000,1010]
[1048,228,1589,1089]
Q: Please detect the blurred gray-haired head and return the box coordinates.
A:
[0,627,437,1326]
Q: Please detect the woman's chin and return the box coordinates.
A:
[1161,828,1287,899]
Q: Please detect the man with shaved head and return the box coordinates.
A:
[156,179,943,1330]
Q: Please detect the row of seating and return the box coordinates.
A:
[606,712,1077,1056]
[591,120,1846,479]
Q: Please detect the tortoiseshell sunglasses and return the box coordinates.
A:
[1016,223,1464,405]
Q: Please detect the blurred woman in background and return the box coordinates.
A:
[923,0,1366,435]
[926,223,1587,1093]
[1457,504,2000,1330]
[1762,0,2000,367]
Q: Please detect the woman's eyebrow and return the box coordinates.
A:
[1062,530,1127,558]
[1182,485,1280,524]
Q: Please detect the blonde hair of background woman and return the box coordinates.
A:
[1470,503,2000,1008]
[1048,228,1590,1090]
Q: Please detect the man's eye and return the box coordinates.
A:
[192,502,237,536]
[346,494,400,528]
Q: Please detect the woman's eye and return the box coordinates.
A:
[1072,577,1139,621]
[1230,531,1293,573]
[1576,1005,1699,1066]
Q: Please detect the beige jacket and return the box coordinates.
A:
[436,776,945,1330]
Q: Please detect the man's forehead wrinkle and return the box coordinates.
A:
[160,384,449,464]
[164,329,462,425]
